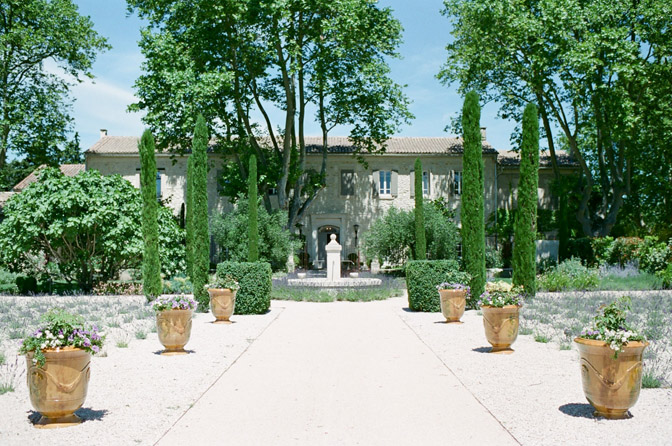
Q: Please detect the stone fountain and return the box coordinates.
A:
[287,234,381,288]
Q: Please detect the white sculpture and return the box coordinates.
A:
[325,234,342,281]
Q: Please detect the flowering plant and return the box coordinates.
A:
[579,296,645,357]
[437,282,471,298]
[478,282,524,307]
[19,309,105,368]
[205,274,239,291]
[152,294,197,312]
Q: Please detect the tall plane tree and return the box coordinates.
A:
[439,0,672,236]
[0,0,109,181]
[127,0,412,229]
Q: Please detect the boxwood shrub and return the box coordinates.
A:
[406,260,470,311]
[216,261,272,314]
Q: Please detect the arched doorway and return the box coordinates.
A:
[317,225,340,269]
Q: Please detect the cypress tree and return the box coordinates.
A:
[192,115,210,311]
[248,154,259,262]
[414,158,426,260]
[513,103,540,295]
[186,155,194,279]
[138,129,162,301]
[461,91,486,302]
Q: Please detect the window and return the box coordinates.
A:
[341,170,354,195]
[453,171,463,195]
[156,172,162,199]
[379,170,392,195]
[422,171,430,196]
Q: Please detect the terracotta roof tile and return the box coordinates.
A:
[12,164,85,192]
[497,150,577,167]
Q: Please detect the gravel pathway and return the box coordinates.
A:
[1,294,670,445]
[398,297,672,445]
[0,301,282,446]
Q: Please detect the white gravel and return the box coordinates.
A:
[0,297,282,446]
[397,298,672,446]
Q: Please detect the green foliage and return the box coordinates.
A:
[272,281,403,302]
[461,91,486,299]
[157,206,187,279]
[211,199,297,272]
[439,0,672,237]
[186,156,194,279]
[127,0,412,230]
[0,269,19,294]
[579,296,645,357]
[0,0,109,173]
[0,168,184,291]
[191,115,210,311]
[637,237,671,274]
[139,130,162,300]
[363,205,459,266]
[206,274,239,291]
[538,258,599,292]
[609,237,643,267]
[414,158,426,260]
[163,275,193,295]
[216,262,272,315]
[405,260,469,311]
[248,155,259,262]
[485,245,503,269]
[512,103,539,296]
[656,264,672,290]
[19,309,105,368]
[0,169,141,290]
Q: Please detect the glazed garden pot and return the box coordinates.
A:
[26,347,90,428]
[481,305,521,354]
[207,288,237,324]
[156,309,193,355]
[574,337,649,419]
[438,289,467,323]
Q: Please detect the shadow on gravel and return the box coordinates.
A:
[152,349,196,356]
[401,308,415,312]
[558,403,595,419]
[27,407,109,424]
[76,407,109,421]
[471,347,492,353]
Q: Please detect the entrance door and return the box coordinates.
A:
[317,225,340,269]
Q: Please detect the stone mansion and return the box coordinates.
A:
[84,129,576,266]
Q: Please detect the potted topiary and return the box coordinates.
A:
[206,275,239,324]
[19,309,105,428]
[478,282,524,354]
[436,282,471,323]
[153,294,197,355]
[575,296,648,419]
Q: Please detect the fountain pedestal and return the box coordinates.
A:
[325,234,342,281]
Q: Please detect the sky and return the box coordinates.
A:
[70,0,517,153]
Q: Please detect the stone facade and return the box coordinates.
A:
[85,133,575,267]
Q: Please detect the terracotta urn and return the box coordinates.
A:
[481,305,521,353]
[26,347,90,428]
[208,288,237,324]
[156,309,193,355]
[438,289,467,323]
[574,337,649,419]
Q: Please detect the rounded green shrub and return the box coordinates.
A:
[216,261,272,314]
[406,260,470,311]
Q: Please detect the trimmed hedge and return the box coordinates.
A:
[406,260,470,311]
[216,261,272,314]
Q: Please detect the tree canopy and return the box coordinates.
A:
[127,0,412,229]
[439,0,672,237]
[0,0,109,182]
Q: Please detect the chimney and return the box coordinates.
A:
[480,127,486,141]
[100,129,108,139]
